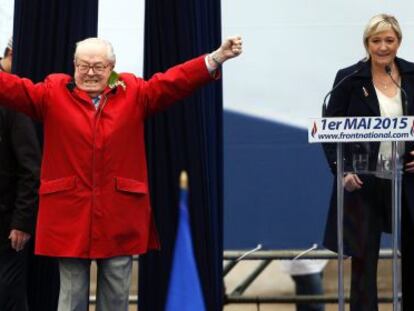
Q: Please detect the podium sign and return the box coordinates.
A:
[308,116,414,143]
[308,115,413,311]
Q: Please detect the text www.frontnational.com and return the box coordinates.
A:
[317,131,409,140]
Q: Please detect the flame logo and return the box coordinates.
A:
[411,120,414,136]
[311,122,318,137]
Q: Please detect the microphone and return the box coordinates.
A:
[385,64,392,75]
[322,66,363,117]
[385,64,408,114]
[236,243,262,261]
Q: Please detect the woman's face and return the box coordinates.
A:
[367,29,400,68]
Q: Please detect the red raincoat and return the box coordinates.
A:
[0,55,215,258]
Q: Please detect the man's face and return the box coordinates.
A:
[74,46,113,98]
[1,48,12,73]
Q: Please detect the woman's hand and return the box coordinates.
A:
[343,173,363,192]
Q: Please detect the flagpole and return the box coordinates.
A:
[180,171,188,190]
[166,170,206,311]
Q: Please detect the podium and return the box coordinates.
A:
[309,116,414,311]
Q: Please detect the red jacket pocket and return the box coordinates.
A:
[114,177,148,194]
[39,176,77,194]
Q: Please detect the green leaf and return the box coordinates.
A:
[108,71,119,87]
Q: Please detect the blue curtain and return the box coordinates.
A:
[140,1,223,310]
[12,1,98,310]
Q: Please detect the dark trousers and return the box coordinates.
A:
[0,247,29,311]
[292,273,325,311]
[350,239,381,311]
[349,178,391,311]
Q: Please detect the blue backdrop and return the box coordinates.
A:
[224,111,332,250]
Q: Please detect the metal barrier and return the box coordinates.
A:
[223,249,397,305]
[88,249,397,305]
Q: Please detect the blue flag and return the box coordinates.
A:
[165,188,206,311]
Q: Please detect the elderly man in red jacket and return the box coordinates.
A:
[0,36,242,311]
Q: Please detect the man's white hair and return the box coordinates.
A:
[74,38,116,64]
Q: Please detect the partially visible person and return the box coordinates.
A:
[323,14,414,310]
[281,259,327,311]
[0,36,242,310]
[0,38,41,311]
[0,38,13,73]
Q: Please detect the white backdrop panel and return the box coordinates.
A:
[98,0,144,76]
[0,0,14,53]
[222,0,414,128]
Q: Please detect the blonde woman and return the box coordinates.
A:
[323,14,414,310]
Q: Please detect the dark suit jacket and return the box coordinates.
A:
[322,57,414,256]
[0,107,41,253]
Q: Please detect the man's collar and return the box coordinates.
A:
[66,80,76,92]
[66,80,117,99]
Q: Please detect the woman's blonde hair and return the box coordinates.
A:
[363,14,402,58]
